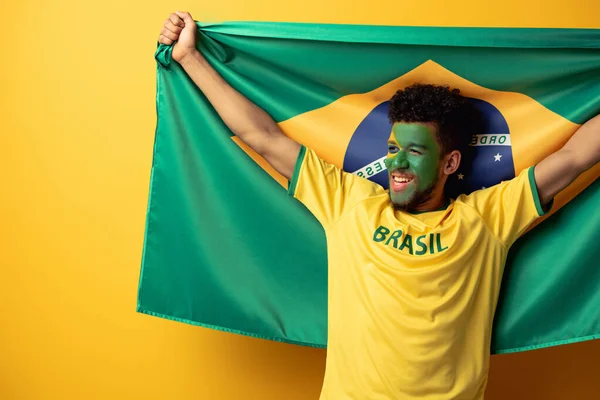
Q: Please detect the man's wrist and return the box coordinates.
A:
[177,50,204,68]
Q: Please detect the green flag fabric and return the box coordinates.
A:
[138,22,600,354]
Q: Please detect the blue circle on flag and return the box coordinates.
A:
[342,98,515,195]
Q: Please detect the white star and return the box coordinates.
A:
[494,153,502,162]
[457,173,464,180]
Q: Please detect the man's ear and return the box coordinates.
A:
[443,150,461,176]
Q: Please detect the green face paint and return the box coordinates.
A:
[384,123,441,209]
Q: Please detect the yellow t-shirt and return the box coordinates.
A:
[288,146,547,400]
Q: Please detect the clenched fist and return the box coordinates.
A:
[158,11,198,63]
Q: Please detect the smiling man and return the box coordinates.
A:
[383,86,478,213]
[386,123,443,209]
[158,12,600,400]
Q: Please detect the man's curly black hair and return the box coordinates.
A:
[388,83,483,159]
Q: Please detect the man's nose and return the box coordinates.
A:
[390,152,409,169]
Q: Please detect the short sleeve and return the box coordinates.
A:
[288,146,385,228]
[460,166,550,247]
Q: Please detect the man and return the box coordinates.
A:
[158,12,600,399]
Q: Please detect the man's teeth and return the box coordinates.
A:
[393,176,413,183]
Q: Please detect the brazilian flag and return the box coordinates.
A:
[138,22,600,353]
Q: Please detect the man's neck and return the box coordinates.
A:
[410,186,448,213]
[411,197,448,213]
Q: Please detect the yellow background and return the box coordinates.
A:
[1,0,599,398]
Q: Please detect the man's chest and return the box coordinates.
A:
[329,208,468,258]
[325,206,505,284]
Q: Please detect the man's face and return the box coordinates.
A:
[384,123,442,210]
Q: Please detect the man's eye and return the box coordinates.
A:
[409,149,422,155]
[388,145,399,154]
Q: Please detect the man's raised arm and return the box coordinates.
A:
[158,11,301,180]
[535,113,600,206]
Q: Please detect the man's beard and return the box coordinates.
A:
[389,174,439,212]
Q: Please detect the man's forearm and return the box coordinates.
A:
[534,113,600,205]
[179,50,282,154]
[564,114,600,171]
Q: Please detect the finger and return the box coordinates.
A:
[158,34,174,45]
[174,11,194,24]
[169,13,185,28]
[160,27,178,41]
[164,19,183,34]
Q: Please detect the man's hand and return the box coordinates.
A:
[158,11,199,63]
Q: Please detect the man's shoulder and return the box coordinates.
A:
[337,181,389,216]
[349,175,389,197]
[448,193,493,222]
